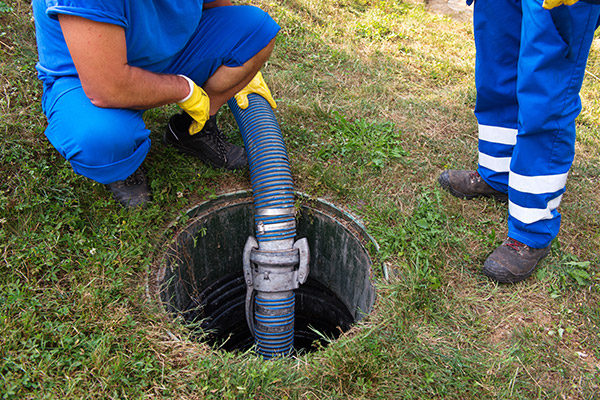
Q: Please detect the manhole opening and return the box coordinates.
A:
[153,192,377,354]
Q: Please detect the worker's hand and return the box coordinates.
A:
[177,75,210,135]
[542,0,578,9]
[234,71,277,110]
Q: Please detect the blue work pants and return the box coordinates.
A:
[473,0,600,248]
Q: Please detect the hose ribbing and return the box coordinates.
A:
[229,93,298,358]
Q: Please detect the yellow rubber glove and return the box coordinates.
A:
[177,75,210,135]
[234,71,277,110]
[542,0,578,9]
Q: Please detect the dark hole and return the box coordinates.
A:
[182,273,354,353]
[154,194,376,355]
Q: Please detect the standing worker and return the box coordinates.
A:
[32,0,279,207]
[439,0,600,283]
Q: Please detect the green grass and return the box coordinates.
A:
[2,0,600,398]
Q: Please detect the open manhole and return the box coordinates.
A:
[152,191,377,354]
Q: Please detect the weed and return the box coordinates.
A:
[318,111,408,171]
[0,1,13,14]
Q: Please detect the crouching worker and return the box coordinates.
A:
[32,0,279,207]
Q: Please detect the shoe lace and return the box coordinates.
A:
[123,168,145,187]
[505,238,526,252]
[468,171,481,181]
[203,122,230,163]
[206,131,228,162]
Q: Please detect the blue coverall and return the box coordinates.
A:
[473,0,600,248]
[32,0,280,184]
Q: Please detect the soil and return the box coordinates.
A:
[426,0,473,22]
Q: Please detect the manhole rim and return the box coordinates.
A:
[145,190,381,353]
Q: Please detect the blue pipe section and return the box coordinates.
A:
[229,93,298,358]
[229,94,296,243]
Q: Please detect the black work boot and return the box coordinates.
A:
[438,170,508,202]
[164,112,247,170]
[105,167,151,208]
[483,238,551,283]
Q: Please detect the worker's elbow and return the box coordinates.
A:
[88,95,111,108]
[81,82,120,108]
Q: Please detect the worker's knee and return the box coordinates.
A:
[44,84,150,183]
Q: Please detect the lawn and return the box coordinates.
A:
[1,0,599,399]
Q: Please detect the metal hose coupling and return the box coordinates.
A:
[242,235,309,358]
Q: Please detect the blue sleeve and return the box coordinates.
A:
[45,0,127,28]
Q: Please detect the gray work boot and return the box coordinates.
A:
[438,170,508,202]
[105,167,151,208]
[164,112,247,170]
[483,238,551,283]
